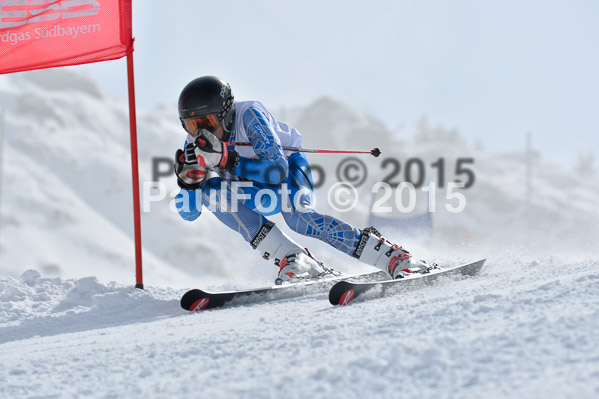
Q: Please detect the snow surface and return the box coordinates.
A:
[1,257,598,398]
[1,69,599,398]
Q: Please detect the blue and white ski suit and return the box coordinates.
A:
[175,101,360,256]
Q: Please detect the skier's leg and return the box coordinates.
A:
[281,153,430,279]
[200,176,267,242]
[281,153,361,255]
[202,176,332,283]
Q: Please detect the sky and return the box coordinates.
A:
[70,0,599,164]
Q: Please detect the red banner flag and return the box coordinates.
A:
[0,0,132,74]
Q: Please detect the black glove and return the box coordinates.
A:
[174,143,207,190]
[194,129,239,172]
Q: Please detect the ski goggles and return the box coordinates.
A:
[181,114,221,136]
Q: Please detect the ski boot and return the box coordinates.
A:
[352,226,434,279]
[250,221,340,285]
[274,248,341,285]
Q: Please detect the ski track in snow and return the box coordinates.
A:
[1,258,599,399]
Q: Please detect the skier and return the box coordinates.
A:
[174,76,429,284]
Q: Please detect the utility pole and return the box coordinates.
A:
[525,131,534,236]
[526,131,532,208]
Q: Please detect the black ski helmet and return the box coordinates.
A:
[178,76,235,140]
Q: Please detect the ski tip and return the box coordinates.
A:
[189,298,211,312]
[180,289,211,311]
[329,281,357,306]
[338,289,355,306]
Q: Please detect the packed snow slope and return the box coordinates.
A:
[1,257,598,398]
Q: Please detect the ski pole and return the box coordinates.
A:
[224,142,381,157]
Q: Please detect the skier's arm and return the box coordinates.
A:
[232,107,288,185]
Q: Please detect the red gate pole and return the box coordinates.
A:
[126,52,144,289]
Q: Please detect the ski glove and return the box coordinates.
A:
[174,143,207,190]
[194,129,239,172]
